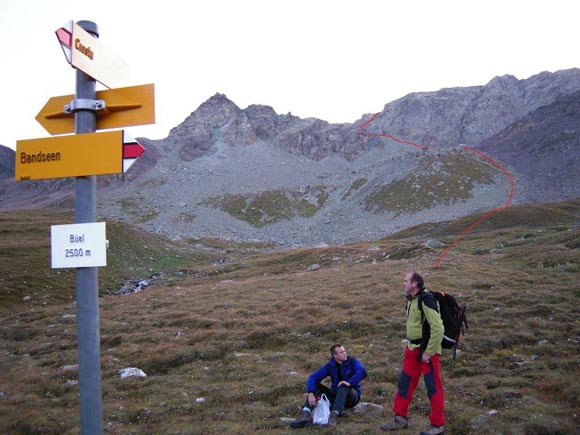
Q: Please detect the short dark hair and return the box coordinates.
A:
[330,344,343,357]
[410,272,425,291]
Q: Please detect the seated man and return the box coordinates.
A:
[290,343,368,427]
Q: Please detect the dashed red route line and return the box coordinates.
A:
[359,114,515,269]
[359,113,425,150]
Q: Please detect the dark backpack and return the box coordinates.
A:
[418,290,468,360]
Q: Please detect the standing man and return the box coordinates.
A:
[290,343,367,428]
[381,272,445,435]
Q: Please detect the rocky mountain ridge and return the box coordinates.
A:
[1,69,579,247]
[369,69,580,148]
[167,68,580,161]
[167,93,373,162]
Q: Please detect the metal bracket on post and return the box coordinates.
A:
[65,99,106,114]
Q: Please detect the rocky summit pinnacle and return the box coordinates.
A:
[169,93,241,138]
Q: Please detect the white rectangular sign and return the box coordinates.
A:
[51,222,107,268]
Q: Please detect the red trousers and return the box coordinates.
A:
[392,347,445,427]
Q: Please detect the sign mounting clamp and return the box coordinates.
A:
[64,98,106,113]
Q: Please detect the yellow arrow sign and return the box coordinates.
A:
[36,83,155,135]
[16,131,125,181]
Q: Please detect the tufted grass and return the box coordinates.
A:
[0,198,578,434]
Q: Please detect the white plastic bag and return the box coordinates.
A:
[312,393,331,425]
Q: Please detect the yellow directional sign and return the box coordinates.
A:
[15,131,124,181]
[36,83,155,135]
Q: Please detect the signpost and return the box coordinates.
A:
[35,83,155,135]
[15,20,155,434]
[15,130,145,180]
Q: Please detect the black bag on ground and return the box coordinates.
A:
[418,290,468,360]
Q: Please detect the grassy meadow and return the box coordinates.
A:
[0,199,579,434]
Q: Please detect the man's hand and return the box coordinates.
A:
[307,392,317,407]
[338,381,351,388]
[421,351,431,363]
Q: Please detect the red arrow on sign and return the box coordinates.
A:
[122,132,145,173]
[55,22,73,64]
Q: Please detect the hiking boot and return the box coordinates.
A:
[327,411,338,426]
[420,425,444,435]
[290,409,312,428]
[381,415,408,431]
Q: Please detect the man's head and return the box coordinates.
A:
[330,344,348,364]
[404,271,424,296]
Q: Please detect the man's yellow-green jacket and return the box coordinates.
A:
[406,291,444,356]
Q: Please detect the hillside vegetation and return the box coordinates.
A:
[0,211,220,307]
[362,153,495,214]
[0,199,579,434]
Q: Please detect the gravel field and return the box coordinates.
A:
[98,137,512,248]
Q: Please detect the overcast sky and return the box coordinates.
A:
[1,0,579,151]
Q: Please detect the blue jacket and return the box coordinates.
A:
[306,356,368,396]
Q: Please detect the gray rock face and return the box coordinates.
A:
[477,89,580,202]
[359,68,580,147]
[0,146,14,179]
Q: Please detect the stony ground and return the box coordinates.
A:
[97,138,512,248]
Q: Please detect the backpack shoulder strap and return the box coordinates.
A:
[420,290,439,312]
[417,293,424,322]
[415,292,430,354]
